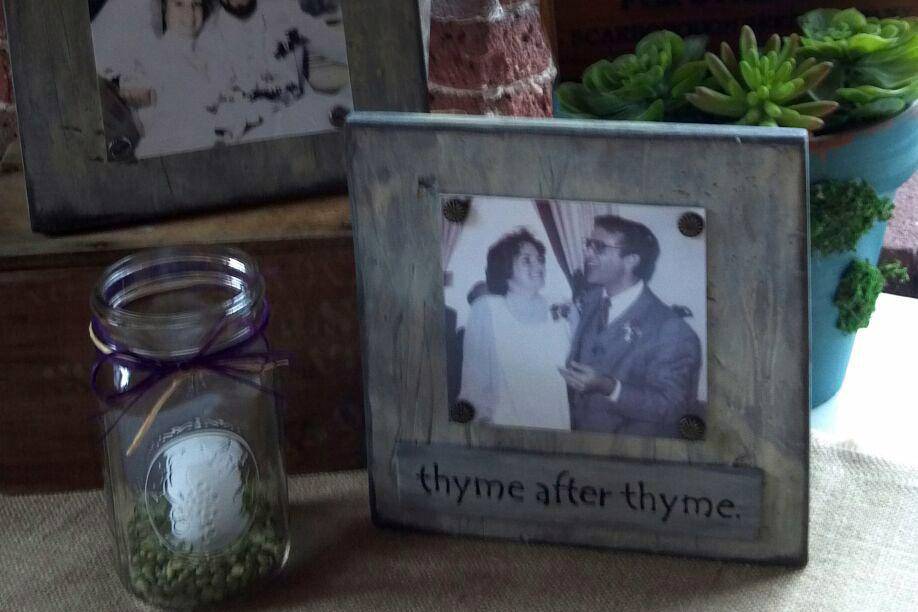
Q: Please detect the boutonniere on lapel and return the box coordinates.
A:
[622,321,642,344]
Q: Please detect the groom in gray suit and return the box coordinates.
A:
[559,215,702,438]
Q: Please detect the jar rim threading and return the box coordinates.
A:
[91,246,266,358]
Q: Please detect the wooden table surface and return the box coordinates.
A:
[5,440,918,612]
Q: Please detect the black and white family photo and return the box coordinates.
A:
[443,196,707,439]
[89,0,351,159]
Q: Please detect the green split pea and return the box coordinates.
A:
[126,493,283,607]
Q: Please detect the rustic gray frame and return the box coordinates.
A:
[347,112,810,565]
[3,0,428,233]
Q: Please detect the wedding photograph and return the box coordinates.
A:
[443,195,708,439]
[89,0,352,160]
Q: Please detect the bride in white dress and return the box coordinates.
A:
[458,229,576,430]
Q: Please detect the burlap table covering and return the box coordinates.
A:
[2,436,916,611]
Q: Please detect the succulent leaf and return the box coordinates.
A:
[635,99,666,121]
[764,34,781,54]
[773,60,794,84]
[720,42,740,77]
[558,30,710,121]
[770,80,799,103]
[836,82,916,103]
[682,35,708,62]
[688,26,837,130]
[555,83,598,118]
[787,100,841,117]
[796,8,918,129]
[685,87,746,118]
[739,60,760,89]
[738,108,762,125]
[777,34,801,67]
[798,61,834,90]
[795,56,818,75]
[777,111,823,130]
[740,26,759,63]
[847,96,907,119]
[798,9,908,58]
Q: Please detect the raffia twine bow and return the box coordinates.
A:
[89,304,290,456]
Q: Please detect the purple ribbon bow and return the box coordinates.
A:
[89,302,290,442]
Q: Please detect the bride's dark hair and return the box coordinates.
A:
[485,228,546,295]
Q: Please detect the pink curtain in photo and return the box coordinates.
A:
[441,213,464,277]
[535,199,609,292]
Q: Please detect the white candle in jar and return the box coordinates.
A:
[160,430,255,554]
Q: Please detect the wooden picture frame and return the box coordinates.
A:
[347,112,810,565]
[3,0,427,233]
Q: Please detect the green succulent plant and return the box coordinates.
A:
[557,30,710,121]
[686,26,839,129]
[797,8,918,125]
[798,8,912,58]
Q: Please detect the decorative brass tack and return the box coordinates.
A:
[108,137,134,161]
[329,105,350,128]
[679,414,706,441]
[451,400,475,423]
[443,198,471,223]
[678,212,705,237]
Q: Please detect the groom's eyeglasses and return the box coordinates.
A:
[584,239,627,255]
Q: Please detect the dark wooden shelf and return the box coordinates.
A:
[0,172,365,493]
[0,171,353,268]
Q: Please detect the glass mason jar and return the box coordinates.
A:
[90,246,290,608]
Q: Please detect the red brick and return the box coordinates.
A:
[428,7,552,90]
[432,0,527,21]
[429,79,553,117]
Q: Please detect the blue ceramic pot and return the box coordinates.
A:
[809,102,918,407]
